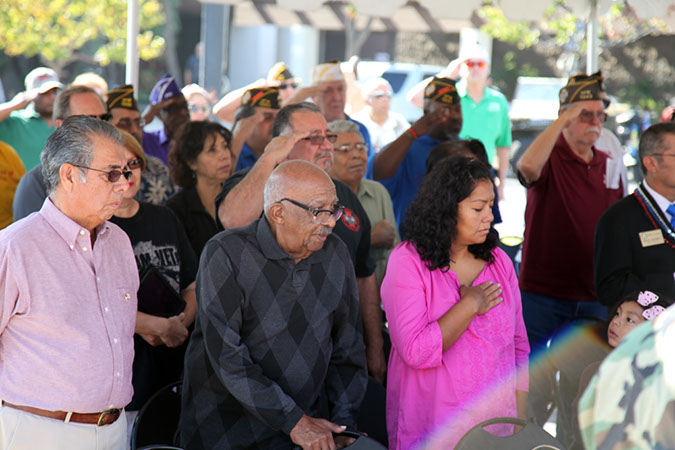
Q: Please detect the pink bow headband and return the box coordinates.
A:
[637,291,666,320]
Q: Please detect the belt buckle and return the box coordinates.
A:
[97,408,120,426]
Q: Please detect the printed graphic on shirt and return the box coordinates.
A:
[133,240,180,291]
[341,207,360,232]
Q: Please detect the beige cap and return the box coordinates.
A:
[311,62,344,84]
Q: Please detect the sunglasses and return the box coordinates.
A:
[302,134,338,146]
[466,60,487,68]
[88,113,112,121]
[127,159,143,170]
[279,82,298,90]
[578,110,608,124]
[188,103,211,114]
[72,164,131,182]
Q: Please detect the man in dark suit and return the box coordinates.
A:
[595,122,675,306]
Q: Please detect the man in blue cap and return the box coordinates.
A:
[142,74,190,167]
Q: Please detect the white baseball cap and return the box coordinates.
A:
[25,67,64,94]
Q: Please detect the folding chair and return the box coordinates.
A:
[130,381,182,450]
[455,417,565,449]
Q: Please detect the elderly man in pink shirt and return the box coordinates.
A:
[0,115,138,450]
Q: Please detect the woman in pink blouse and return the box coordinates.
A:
[381,156,529,449]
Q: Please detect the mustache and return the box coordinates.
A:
[317,226,333,236]
[315,151,334,161]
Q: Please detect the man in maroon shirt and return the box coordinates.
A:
[516,73,623,426]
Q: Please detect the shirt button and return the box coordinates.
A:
[109,404,114,408]
[113,338,118,344]
[82,247,88,252]
[69,245,74,250]
[116,372,121,377]
[97,277,101,282]
[104,307,109,312]
[79,230,85,235]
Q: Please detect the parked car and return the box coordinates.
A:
[508,76,567,172]
[356,61,446,123]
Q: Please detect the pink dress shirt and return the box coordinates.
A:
[0,198,138,413]
[382,242,530,449]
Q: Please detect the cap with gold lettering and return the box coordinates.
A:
[241,87,281,109]
[424,77,460,105]
[267,62,298,83]
[104,84,139,111]
[559,71,605,106]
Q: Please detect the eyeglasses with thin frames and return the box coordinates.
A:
[301,134,337,147]
[115,117,146,130]
[127,159,143,170]
[334,143,368,154]
[72,165,132,183]
[301,134,338,146]
[278,198,344,222]
[188,103,211,114]
[578,110,608,124]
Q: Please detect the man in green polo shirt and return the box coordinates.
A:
[408,47,512,199]
[0,67,63,170]
[454,47,511,199]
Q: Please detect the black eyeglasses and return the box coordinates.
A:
[127,159,143,170]
[88,113,112,121]
[301,134,338,146]
[72,164,132,182]
[279,82,298,90]
[278,198,344,222]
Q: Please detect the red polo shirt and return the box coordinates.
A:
[519,134,623,302]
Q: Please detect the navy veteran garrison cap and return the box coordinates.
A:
[559,71,606,106]
[105,84,139,111]
[241,87,281,109]
[424,77,460,105]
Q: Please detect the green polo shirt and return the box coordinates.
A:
[457,79,512,164]
[0,105,55,170]
[357,178,400,286]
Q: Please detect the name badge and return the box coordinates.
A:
[639,229,665,247]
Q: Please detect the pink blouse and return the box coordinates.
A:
[382,242,530,449]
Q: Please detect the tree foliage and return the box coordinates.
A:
[478,0,669,53]
[0,0,165,68]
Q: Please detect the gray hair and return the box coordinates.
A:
[53,84,105,121]
[327,120,363,140]
[272,102,321,137]
[42,115,124,194]
[639,122,675,174]
[263,170,285,216]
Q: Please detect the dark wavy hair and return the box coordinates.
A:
[169,121,232,188]
[403,155,498,270]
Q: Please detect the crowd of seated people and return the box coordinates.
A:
[1,54,674,450]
